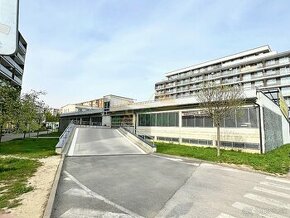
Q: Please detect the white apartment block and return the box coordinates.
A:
[155,45,290,107]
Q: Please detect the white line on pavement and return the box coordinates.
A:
[60,208,134,218]
[254,186,290,199]
[232,202,287,218]
[68,128,79,156]
[266,176,290,184]
[260,181,290,191]
[63,171,143,218]
[216,213,236,218]
[244,193,290,209]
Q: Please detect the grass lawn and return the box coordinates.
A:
[0,138,58,158]
[156,142,290,175]
[39,131,61,137]
[0,138,58,210]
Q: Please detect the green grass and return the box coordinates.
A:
[0,137,58,210]
[0,158,40,209]
[0,138,58,158]
[39,131,61,137]
[156,142,290,175]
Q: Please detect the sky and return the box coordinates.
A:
[19,0,290,108]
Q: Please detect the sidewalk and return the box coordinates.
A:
[1,131,52,142]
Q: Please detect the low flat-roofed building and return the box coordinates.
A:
[59,90,290,154]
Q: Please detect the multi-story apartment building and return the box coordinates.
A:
[155,45,290,107]
[0,32,27,88]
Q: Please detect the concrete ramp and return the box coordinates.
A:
[67,127,145,156]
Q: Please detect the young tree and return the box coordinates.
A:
[196,82,245,156]
[0,80,20,143]
[18,90,46,139]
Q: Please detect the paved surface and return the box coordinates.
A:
[52,127,290,218]
[68,127,144,156]
[1,130,52,142]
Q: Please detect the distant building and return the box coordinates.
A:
[49,108,60,116]
[60,94,134,115]
[0,32,27,89]
[155,45,290,109]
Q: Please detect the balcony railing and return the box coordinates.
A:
[0,65,13,78]
[3,56,23,74]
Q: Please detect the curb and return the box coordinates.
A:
[42,154,65,218]
[155,153,290,178]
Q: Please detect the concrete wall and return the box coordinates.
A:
[257,92,290,152]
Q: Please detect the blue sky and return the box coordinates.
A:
[19,0,290,108]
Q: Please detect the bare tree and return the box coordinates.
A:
[196,82,245,156]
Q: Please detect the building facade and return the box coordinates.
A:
[155,45,290,109]
[0,32,27,88]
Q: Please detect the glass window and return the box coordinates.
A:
[249,108,258,128]
[243,83,252,90]
[237,108,249,127]
[267,79,277,85]
[243,74,251,81]
[225,111,236,127]
[195,116,203,127]
[281,77,290,85]
[254,81,264,87]
[150,114,156,126]
[204,117,213,127]
[252,71,263,78]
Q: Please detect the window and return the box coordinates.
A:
[182,138,213,146]
[266,59,275,66]
[252,71,263,78]
[221,141,259,150]
[243,83,252,90]
[280,67,290,75]
[281,87,290,96]
[243,74,251,81]
[254,81,264,87]
[281,77,290,85]
[267,79,277,85]
[265,69,276,76]
[139,112,179,127]
[279,57,289,64]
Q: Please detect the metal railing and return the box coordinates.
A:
[121,123,155,148]
[55,122,75,152]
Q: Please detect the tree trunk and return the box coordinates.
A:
[23,131,26,139]
[216,124,221,157]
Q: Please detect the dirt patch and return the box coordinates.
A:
[6,155,61,218]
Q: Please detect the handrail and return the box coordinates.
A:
[120,123,155,148]
[55,121,75,152]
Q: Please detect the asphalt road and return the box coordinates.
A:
[52,127,290,218]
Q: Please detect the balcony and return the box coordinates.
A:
[3,56,23,74]
[14,76,22,85]
[0,64,13,78]
[19,42,26,54]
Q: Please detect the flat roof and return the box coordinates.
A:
[111,90,257,112]
[165,45,272,77]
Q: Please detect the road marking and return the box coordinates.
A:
[116,129,146,154]
[68,128,79,156]
[254,186,290,199]
[244,193,290,209]
[161,157,183,162]
[266,177,290,184]
[232,202,287,218]
[64,188,93,198]
[63,177,71,181]
[64,171,143,218]
[60,208,134,218]
[260,181,290,191]
[216,213,236,218]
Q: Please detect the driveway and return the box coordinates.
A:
[52,127,290,218]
